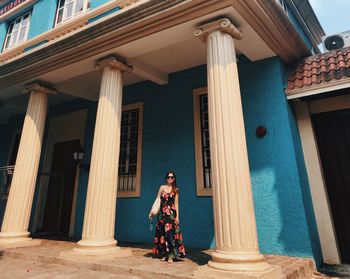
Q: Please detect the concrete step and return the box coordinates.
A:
[0,240,333,279]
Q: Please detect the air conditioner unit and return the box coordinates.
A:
[322,30,350,52]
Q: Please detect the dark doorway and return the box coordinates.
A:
[41,139,80,238]
[313,109,350,264]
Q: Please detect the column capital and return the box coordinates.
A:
[23,82,57,95]
[95,56,133,73]
[194,18,243,42]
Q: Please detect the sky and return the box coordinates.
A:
[309,0,350,35]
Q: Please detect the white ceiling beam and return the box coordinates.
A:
[129,58,168,85]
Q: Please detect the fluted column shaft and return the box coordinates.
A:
[195,18,269,272]
[76,57,131,251]
[0,84,53,245]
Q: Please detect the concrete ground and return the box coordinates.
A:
[0,257,142,278]
[0,240,336,279]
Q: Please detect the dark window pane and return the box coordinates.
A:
[199,94,212,188]
[117,108,139,192]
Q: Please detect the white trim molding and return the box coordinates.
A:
[286,77,350,100]
[295,102,341,264]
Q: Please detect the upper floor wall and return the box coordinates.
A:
[275,0,324,54]
[0,0,118,50]
[0,0,324,56]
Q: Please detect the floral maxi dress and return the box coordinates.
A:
[153,187,186,259]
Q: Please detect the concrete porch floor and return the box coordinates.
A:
[0,240,335,278]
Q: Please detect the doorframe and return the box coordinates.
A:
[294,93,350,264]
[33,109,88,237]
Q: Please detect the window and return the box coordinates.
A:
[3,12,31,50]
[117,102,143,198]
[193,87,212,196]
[55,0,90,25]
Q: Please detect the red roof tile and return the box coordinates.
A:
[287,46,350,92]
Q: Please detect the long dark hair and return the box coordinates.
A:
[165,171,178,194]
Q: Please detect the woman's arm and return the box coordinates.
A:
[175,190,179,224]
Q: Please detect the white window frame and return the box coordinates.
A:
[117,102,143,198]
[55,0,90,26]
[3,11,31,50]
[193,87,212,196]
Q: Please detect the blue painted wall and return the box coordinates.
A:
[239,56,322,265]
[27,0,57,39]
[90,0,110,9]
[115,67,214,248]
[0,22,6,50]
[286,5,313,51]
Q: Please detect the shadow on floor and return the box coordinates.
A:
[119,242,212,266]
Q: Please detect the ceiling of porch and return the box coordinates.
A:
[0,5,276,122]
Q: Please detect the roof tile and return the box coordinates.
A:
[287,46,350,91]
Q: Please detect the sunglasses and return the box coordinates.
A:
[167,176,175,179]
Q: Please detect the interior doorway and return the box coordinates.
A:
[41,139,80,237]
[312,108,350,264]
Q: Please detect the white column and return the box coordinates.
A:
[193,19,281,278]
[62,56,132,259]
[0,83,54,248]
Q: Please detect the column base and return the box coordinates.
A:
[193,264,282,279]
[59,242,132,262]
[210,250,273,271]
[0,231,41,249]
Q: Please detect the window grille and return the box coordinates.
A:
[118,108,139,192]
[4,12,31,50]
[55,0,90,25]
[199,94,212,189]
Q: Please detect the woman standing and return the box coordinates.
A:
[149,171,185,262]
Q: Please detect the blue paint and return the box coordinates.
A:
[88,6,121,23]
[0,22,6,50]
[238,55,322,264]
[286,5,313,51]
[27,0,57,39]
[114,67,214,248]
[24,39,48,52]
[90,0,110,9]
